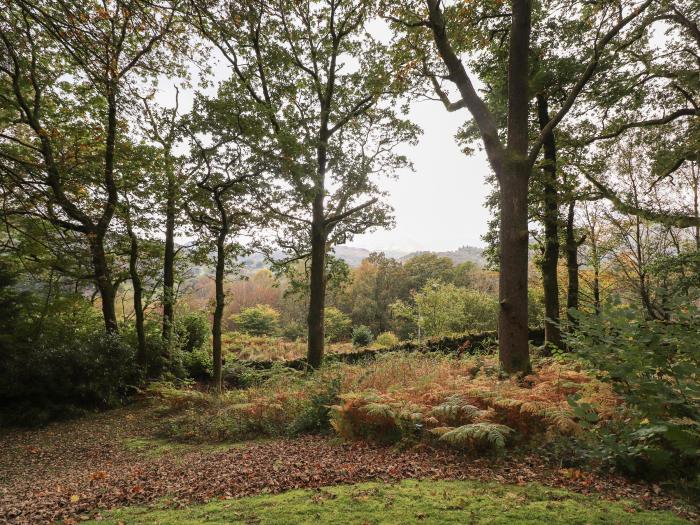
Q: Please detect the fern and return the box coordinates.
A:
[431,395,482,424]
[362,402,396,420]
[438,423,514,450]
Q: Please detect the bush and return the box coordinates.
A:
[374,331,399,348]
[231,304,280,336]
[352,325,373,347]
[176,312,210,353]
[281,322,305,341]
[0,262,140,427]
[325,307,352,343]
[567,299,700,481]
[0,299,138,426]
[182,348,213,380]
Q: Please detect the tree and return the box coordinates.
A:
[402,252,454,293]
[342,252,406,333]
[139,89,186,361]
[0,0,180,333]
[392,279,499,337]
[191,0,419,368]
[324,306,352,342]
[386,0,655,372]
[185,139,262,392]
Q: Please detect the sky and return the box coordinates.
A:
[346,100,491,253]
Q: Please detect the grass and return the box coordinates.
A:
[87,479,690,524]
[121,437,237,459]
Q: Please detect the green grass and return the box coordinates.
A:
[88,479,689,524]
[121,437,251,459]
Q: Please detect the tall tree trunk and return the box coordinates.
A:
[498,162,531,373]
[536,94,562,350]
[89,234,118,333]
[212,230,226,393]
[307,192,327,369]
[162,157,176,360]
[126,216,147,369]
[92,86,120,334]
[592,265,601,314]
[498,0,532,374]
[565,200,580,327]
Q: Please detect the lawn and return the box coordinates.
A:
[88,479,690,525]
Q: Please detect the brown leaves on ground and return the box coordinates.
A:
[0,402,696,524]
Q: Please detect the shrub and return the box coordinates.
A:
[176,312,210,353]
[289,373,342,435]
[0,263,141,427]
[183,348,213,380]
[0,302,138,426]
[567,299,700,480]
[281,322,305,341]
[325,307,352,342]
[352,325,373,347]
[374,331,399,348]
[231,304,280,336]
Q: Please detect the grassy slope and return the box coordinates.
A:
[89,479,689,525]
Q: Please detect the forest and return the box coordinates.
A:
[0,0,699,523]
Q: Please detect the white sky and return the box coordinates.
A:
[347,100,491,252]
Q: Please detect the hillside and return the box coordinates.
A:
[401,245,486,267]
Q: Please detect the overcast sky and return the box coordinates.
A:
[346,100,491,253]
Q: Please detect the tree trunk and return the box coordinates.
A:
[212,231,226,393]
[89,234,119,333]
[126,219,147,369]
[162,157,176,360]
[498,162,532,374]
[498,0,532,374]
[307,194,327,368]
[536,95,562,351]
[593,265,601,314]
[565,201,580,327]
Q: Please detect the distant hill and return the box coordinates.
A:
[330,246,408,267]
[334,245,485,268]
[236,244,484,270]
[401,245,486,267]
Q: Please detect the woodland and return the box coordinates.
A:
[0,0,699,523]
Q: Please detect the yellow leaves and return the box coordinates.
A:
[69,494,80,503]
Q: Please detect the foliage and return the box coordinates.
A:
[231,305,281,337]
[176,312,210,354]
[182,348,213,381]
[352,325,374,347]
[222,332,354,362]
[324,307,352,343]
[0,291,138,426]
[393,280,499,337]
[567,300,700,480]
[435,423,513,451]
[281,322,306,342]
[154,366,344,442]
[374,331,399,348]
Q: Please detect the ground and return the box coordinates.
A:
[0,401,696,524]
[89,480,689,525]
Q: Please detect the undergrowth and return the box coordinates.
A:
[151,353,617,457]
